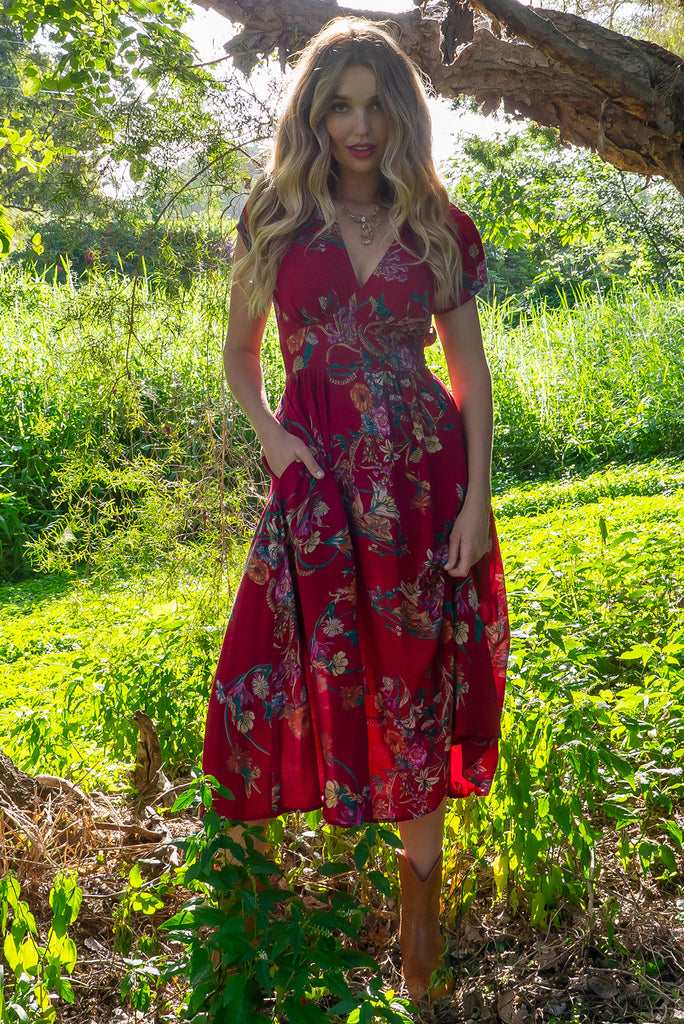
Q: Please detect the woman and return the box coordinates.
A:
[203,16,509,1001]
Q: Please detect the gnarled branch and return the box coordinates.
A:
[196,0,684,195]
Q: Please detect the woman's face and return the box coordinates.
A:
[323,64,389,183]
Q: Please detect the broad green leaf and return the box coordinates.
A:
[492,853,508,899]
[368,870,391,897]
[128,863,143,889]
[317,861,349,877]
[353,839,369,871]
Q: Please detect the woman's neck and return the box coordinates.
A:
[335,171,383,205]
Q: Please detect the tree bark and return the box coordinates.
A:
[195,0,684,195]
[132,709,169,797]
[0,749,51,811]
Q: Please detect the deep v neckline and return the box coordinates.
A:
[332,217,397,291]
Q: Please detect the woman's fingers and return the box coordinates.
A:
[293,444,324,479]
[263,428,325,480]
[444,510,489,576]
[445,531,473,577]
[451,549,475,577]
[445,531,461,574]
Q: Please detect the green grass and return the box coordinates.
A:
[430,285,684,480]
[0,561,243,789]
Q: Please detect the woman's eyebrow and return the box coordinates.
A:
[331,93,380,101]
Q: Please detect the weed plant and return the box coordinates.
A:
[141,782,413,1024]
[0,872,82,1021]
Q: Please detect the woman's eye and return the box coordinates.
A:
[371,101,383,111]
[331,102,348,113]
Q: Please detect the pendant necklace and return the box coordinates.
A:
[340,202,382,245]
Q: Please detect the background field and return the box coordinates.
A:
[2,262,684,1022]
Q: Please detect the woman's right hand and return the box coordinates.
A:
[261,422,324,480]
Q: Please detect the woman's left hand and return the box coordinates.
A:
[444,496,491,578]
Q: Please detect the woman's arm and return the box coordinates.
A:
[434,296,493,578]
[224,235,323,480]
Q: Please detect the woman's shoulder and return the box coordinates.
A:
[236,203,251,250]
[433,202,488,314]
[235,202,322,250]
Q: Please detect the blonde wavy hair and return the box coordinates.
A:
[234,17,463,317]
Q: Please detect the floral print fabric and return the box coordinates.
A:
[202,205,509,826]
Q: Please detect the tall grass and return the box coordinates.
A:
[1,266,268,579]
[429,285,684,480]
[2,265,683,578]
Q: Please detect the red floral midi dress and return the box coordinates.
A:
[202,204,509,826]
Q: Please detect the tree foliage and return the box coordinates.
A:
[4,0,196,104]
[0,0,257,254]
[445,125,684,309]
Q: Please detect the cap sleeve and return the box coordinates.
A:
[435,205,488,314]
[236,204,252,251]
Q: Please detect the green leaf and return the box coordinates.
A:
[546,627,565,651]
[317,861,349,877]
[368,870,390,897]
[658,844,677,873]
[598,514,608,543]
[619,644,655,665]
[375,827,403,849]
[170,787,198,812]
[3,932,21,973]
[22,76,43,97]
[663,820,683,850]
[353,840,369,871]
[56,977,75,1003]
[129,158,147,181]
[529,891,547,927]
[602,800,640,821]
[492,853,508,898]
[7,1004,30,1024]
[129,863,143,889]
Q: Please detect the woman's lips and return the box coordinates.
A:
[347,144,376,159]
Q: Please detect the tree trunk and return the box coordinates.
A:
[196,0,684,195]
[0,749,51,811]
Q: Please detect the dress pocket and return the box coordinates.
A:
[275,458,308,501]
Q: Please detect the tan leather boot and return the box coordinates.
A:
[397,851,452,1001]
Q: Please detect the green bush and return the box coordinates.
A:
[445,125,684,311]
[9,218,234,290]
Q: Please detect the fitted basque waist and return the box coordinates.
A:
[283,352,431,380]
[278,323,432,372]
[281,326,434,379]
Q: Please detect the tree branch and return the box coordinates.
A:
[194,0,684,196]
[469,0,664,119]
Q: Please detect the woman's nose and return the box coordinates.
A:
[353,107,369,135]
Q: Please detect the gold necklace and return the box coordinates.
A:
[340,202,382,245]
